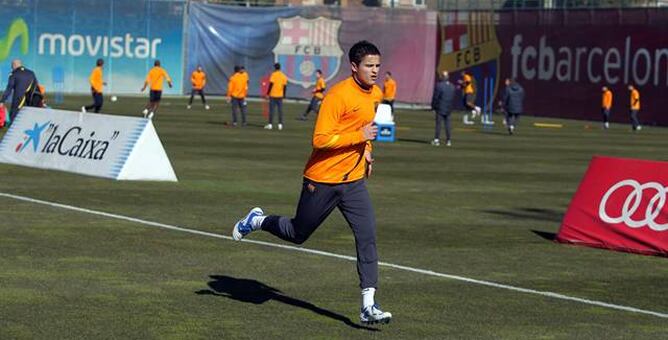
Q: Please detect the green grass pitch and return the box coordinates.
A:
[1,95,667,338]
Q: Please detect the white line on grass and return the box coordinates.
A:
[2,191,667,319]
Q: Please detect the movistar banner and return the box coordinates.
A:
[186,3,437,104]
[0,107,177,181]
[0,0,185,95]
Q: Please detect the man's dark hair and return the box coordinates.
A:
[386,71,392,76]
[348,40,380,66]
[240,65,245,70]
[316,69,322,75]
[96,58,104,66]
[234,65,241,73]
[274,63,281,70]
[154,60,161,66]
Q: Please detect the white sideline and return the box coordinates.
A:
[1,191,667,319]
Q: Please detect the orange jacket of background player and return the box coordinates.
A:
[145,66,172,91]
[630,88,640,110]
[227,73,248,99]
[463,73,475,94]
[268,70,288,98]
[383,77,396,101]
[602,89,612,109]
[303,77,382,184]
[314,77,326,100]
[191,70,206,90]
[90,66,104,93]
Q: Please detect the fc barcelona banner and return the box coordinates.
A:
[186,3,437,104]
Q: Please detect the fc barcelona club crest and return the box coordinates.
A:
[273,16,343,88]
[438,12,502,107]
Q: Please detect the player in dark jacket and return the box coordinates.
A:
[431,71,456,146]
[502,78,525,135]
[0,59,39,126]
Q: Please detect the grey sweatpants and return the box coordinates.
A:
[261,178,378,289]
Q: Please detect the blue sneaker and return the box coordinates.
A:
[360,303,392,325]
[232,207,263,241]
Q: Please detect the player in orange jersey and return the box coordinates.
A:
[187,65,209,110]
[628,85,641,131]
[232,41,392,325]
[140,60,172,120]
[298,69,326,121]
[82,59,105,113]
[265,63,288,130]
[601,86,613,129]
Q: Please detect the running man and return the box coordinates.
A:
[265,63,288,130]
[459,70,481,125]
[232,40,392,325]
[298,69,326,120]
[601,86,613,129]
[141,60,172,120]
[187,65,209,110]
[82,58,105,113]
[227,65,249,126]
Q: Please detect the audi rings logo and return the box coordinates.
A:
[599,179,668,231]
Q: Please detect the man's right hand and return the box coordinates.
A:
[362,122,378,141]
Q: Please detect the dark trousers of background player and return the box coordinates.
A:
[434,112,451,141]
[261,178,378,289]
[602,108,611,124]
[85,90,103,113]
[630,110,640,130]
[269,98,283,125]
[189,89,207,106]
[230,97,247,125]
[300,96,321,119]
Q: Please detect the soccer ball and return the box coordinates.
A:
[110,95,118,102]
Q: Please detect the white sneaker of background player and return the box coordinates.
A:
[205,105,210,110]
[142,108,149,117]
[81,106,87,113]
[604,122,610,129]
[186,105,191,109]
[462,114,474,125]
[264,124,273,130]
[148,112,154,120]
[278,124,283,131]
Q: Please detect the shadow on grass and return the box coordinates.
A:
[196,275,378,331]
[397,138,430,145]
[531,230,557,241]
[483,207,564,223]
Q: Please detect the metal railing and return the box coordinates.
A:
[200,0,667,8]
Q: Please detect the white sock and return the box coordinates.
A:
[361,287,376,309]
[251,215,266,230]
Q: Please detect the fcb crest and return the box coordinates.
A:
[438,12,502,107]
[273,16,343,88]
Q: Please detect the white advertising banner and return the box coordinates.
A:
[0,107,177,181]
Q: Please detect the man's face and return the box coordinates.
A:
[352,54,380,87]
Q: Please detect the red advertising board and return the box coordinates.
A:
[557,156,668,256]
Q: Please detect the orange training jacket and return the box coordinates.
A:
[303,77,382,184]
